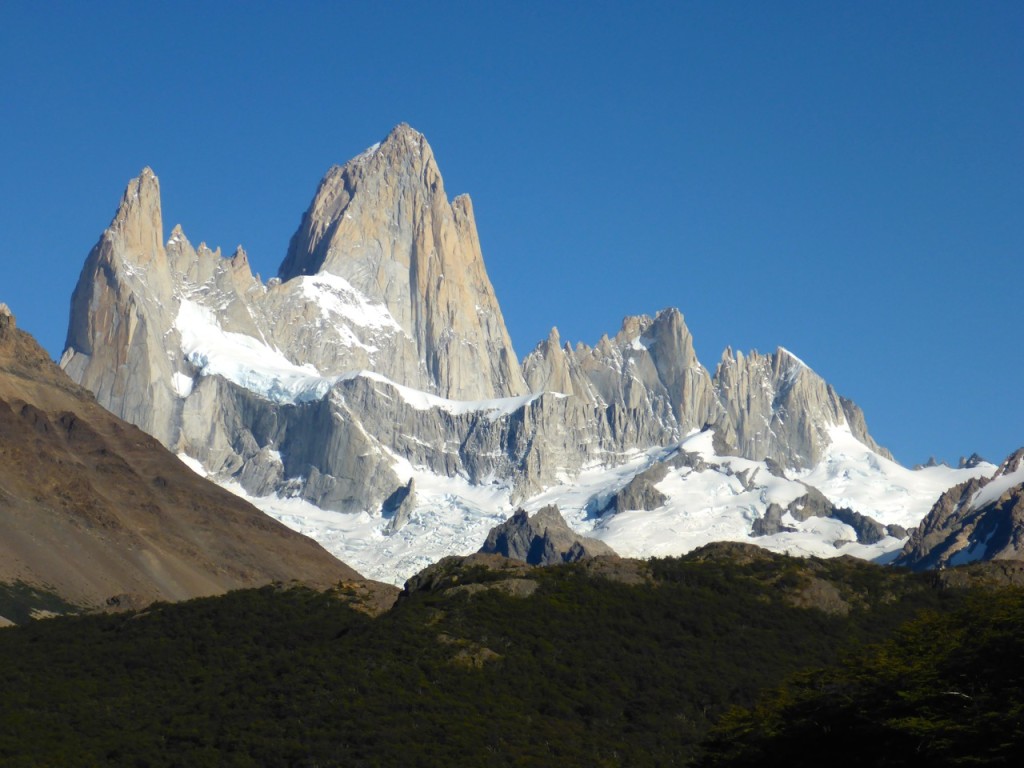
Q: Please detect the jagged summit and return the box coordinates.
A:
[997,447,1024,478]
[58,125,970,585]
[712,345,890,465]
[275,122,526,399]
[110,166,164,264]
[278,122,442,282]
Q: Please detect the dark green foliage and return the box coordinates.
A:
[0,554,990,766]
[699,588,1024,767]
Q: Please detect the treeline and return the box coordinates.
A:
[0,549,1016,766]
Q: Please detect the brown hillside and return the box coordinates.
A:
[0,306,370,612]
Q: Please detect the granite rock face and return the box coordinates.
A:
[523,316,891,472]
[61,124,895,534]
[522,310,719,446]
[61,169,182,447]
[278,123,526,400]
[711,347,890,467]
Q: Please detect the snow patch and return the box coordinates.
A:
[352,141,382,164]
[298,273,404,333]
[948,525,999,567]
[175,298,337,404]
[171,372,194,398]
[356,371,542,419]
[176,452,208,477]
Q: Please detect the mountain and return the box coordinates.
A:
[0,303,363,619]
[896,447,1024,569]
[60,124,995,584]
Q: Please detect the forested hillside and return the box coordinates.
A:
[1,546,1018,766]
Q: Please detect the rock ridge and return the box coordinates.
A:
[480,506,617,565]
[58,124,903,572]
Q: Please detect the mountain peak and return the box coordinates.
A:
[277,124,439,282]
[384,121,425,146]
[275,125,526,399]
[996,447,1024,478]
[106,167,164,264]
[343,124,426,169]
[60,129,907,585]
[776,346,809,369]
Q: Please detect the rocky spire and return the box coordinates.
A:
[523,308,719,437]
[523,327,575,395]
[711,346,890,467]
[61,167,181,446]
[278,123,527,399]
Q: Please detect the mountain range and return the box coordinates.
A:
[50,123,1023,585]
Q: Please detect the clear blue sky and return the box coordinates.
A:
[1,1,1020,466]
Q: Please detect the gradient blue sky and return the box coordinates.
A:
[1,1,1020,466]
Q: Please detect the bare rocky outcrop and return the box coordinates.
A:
[751,487,902,545]
[897,448,1024,570]
[480,505,616,565]
[603,463,669,514]
[383,478,416,533]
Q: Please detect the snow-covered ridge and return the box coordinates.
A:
[793,425,992,529]
[776,346,809,369]
[355,370,544,418]
[174,298,544,416]
[185,423,996,586]
[351,141,382,164]
[970,461,1024,511]
[175,299,336,404]
[531,424,995,565]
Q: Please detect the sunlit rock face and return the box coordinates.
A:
[63,124,921,584]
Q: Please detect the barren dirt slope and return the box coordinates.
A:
[0,307,366,611]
